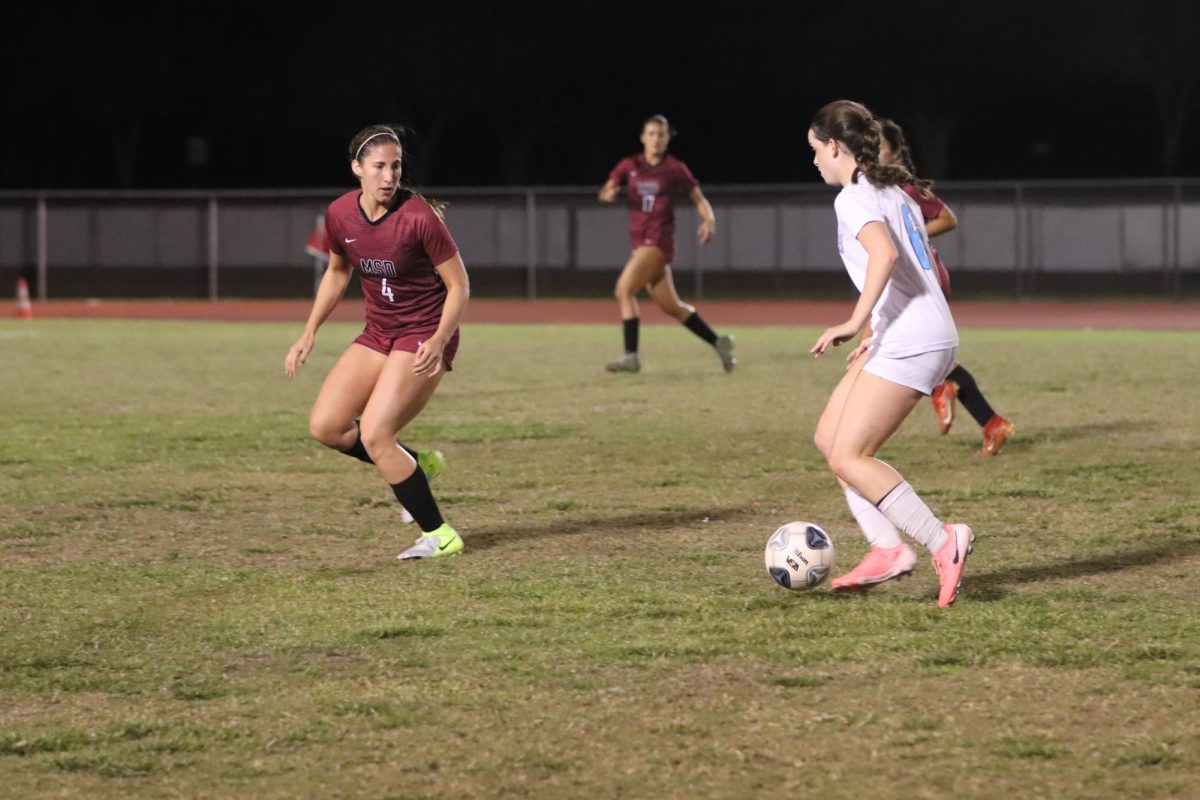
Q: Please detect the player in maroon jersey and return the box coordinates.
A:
[879,118,1014,457]
[598,114,736,373]
[285,124,469,560]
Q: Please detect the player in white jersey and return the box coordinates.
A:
[805,100,973,607]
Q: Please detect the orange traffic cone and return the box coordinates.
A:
[15,277,32,319]
[305,214,330,262]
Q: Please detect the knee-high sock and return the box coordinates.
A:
[844,486,903,548]
[682,312,718,346]
[877,481,948,552]
[390,468,445,533]
[947,365,997,428]
[623,317,639,355]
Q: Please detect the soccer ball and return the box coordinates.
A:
[764,521,834,591]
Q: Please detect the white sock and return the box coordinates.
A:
[844,486,903,549]
[877,481,948,552]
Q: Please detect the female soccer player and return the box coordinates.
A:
[877,119,1014,457]
[598,114,735,373]
[806,100,973,606]
[285,124,468,561]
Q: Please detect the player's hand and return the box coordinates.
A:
[845,336,874,366]
[412,337,445,377]
[697,218,715,245]
[285,332,315,377]
[598,185,619,203]
[809,321,860,358]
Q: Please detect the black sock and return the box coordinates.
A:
[947,365,996,428]
[340,421,374,464]
[682,312,718,347]
[622,317,639,355]
[398,442,419,460]
[390,468,445,533]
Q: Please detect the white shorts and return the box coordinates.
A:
[862,347,958,395]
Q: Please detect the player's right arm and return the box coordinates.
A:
[598,178,620,203]
[285,251,353,377]
[599,158,631,202]
[810,222,896,358]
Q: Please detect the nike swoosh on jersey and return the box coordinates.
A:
[345,238,357,243]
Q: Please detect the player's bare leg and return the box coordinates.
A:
[823,370,921,501]
[360,351,460,559]
[824,369,970,605]
[814,352,916,590]
[309,343,386,451]
[607,246,667,372]
[647,259,735,372]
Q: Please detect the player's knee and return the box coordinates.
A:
[668,302,693,320]
[357,426,390,462]
[825,450,858,484]
[309,414,347,449]
[358,422,411,467]
[813,428,833,460]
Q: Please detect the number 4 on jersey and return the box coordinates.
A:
[381,278,395,303]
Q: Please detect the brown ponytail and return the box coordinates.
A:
[347,123,446,219]
[810,100,915,189]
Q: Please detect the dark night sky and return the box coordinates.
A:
[6,0,1200,190]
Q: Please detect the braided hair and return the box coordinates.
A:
[809,100,914,189]
[878,118,934,197]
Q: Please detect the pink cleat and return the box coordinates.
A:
[931,524,974,608]
[831,544,918,591]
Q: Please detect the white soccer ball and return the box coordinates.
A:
[765,521,834,591]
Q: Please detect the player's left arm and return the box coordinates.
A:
[924,203,958,238]
[845,320,875,365]
[413,253,470,377]
[689,186,716,244]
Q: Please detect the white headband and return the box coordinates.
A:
[355,130,400,161]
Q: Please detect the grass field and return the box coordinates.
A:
[2,318,1199,799]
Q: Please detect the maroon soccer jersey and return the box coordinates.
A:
[325,190,459,332]
[608,154,699,259]
[902,184,952,297]
[902,184,947,224]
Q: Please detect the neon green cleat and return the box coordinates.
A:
[397,523,463,560]
[418,449,445,481]
[715,334,737,373]
[605,353,641,373]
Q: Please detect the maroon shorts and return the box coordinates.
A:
[631,236,675,264]
[354,326,460,371]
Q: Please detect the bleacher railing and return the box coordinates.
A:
[1,179,1197,300]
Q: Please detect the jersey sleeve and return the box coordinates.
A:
[413,200,459,266]
[672,159,699,195]
[917,191,946,224]
[607,157,634,187]
[325,202,345,256]
[834,187,885,239]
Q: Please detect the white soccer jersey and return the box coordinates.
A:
[833,174,958,358]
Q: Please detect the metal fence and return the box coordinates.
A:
[2,179,1198,300]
